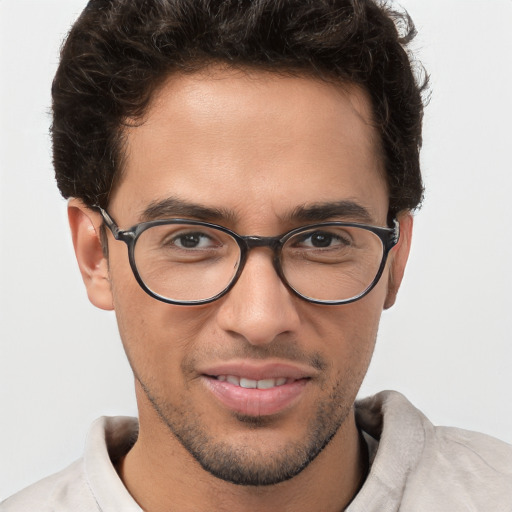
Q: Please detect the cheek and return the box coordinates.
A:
[107,252,211,378]
[301,283,386,379]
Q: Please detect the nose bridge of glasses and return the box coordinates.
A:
[238,235,284,282]
[242,235,282,251]
[233,235,290,300]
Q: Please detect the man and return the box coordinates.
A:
[2,0,511,510]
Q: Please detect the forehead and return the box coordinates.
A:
[111,67,388,229]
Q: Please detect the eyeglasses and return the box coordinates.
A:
[96,207,399,306]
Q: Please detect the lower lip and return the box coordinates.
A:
[202,376,309,417]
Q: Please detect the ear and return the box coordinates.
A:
[384,212,413,310]
[68,199,114,311]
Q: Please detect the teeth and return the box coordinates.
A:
[216,375,289,389]
[226,375,240,386]
[256,378,276,389]
[240,378,257,389]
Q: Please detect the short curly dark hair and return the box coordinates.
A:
[52,0,428,216]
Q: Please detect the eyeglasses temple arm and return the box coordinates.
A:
[93,206,122,239]
[392,218,400,245]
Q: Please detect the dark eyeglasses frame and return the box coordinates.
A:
[95,207,400,306]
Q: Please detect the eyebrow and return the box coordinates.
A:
[139,197,375,226]
[286,201,375,224]
[140,197,236,223]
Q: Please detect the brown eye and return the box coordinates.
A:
[295,230,351,249]
[309,232,333,248]
[175,232,210,249]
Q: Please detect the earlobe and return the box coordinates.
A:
[384,212,413,310]
[68,199,114,311]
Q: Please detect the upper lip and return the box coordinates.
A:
[198,359,316,381]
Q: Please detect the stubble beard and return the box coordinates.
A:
[136,374,354,487]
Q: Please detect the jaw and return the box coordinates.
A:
[122,381,365,512]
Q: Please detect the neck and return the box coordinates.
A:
[117,388,367,512]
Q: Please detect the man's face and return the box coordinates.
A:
[74,67,410,485]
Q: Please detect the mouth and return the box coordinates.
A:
[200,362,313,417]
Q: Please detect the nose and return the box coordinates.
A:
[215,249,301,346]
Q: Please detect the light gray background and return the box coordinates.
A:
[1,0,511,500]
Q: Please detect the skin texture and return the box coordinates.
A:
[69,67,412,512]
